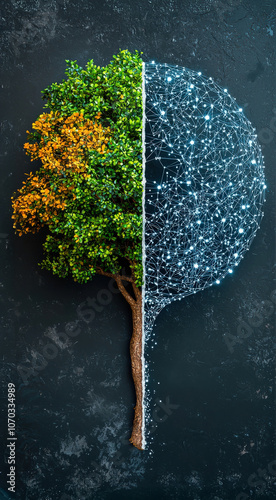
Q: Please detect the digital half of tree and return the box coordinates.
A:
[12,50,145,450]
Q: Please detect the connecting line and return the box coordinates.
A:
[141,61,146,450]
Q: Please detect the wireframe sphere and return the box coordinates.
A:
[144,62,266,332]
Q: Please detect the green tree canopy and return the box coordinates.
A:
[12,50,143,286]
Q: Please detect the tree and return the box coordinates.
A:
[11,50,144,449]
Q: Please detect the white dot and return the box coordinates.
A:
[239,228,244,234]
[205,115,210,120]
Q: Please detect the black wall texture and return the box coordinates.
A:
[0,1,275,499]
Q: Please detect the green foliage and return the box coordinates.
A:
[14,50,143,286]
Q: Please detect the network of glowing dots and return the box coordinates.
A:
[143,62,266,337]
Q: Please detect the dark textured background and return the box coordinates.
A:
[0,1,275,499]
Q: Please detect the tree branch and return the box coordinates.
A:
[96,267,115,279]
[119,275,133,283]
[96,267,133,283]
[96,267,136,307]
[132,281,141,301]
[115,274,136,307]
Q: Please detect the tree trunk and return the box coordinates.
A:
[96,268,145,450]
[129,291,144,450]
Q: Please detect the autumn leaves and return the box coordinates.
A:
[12,111,110,236]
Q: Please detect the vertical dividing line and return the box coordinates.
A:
[141,61,146,450]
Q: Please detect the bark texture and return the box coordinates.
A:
[129,291,143,449]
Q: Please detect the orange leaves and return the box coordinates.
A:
[24,111,110,175]
[12,111,111,235]
[11,173,66,234]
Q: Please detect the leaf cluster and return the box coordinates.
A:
[12,50,143,286]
